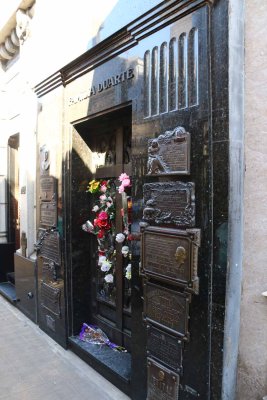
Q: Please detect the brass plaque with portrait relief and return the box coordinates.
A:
[144,282,190,339]
[147,358,180,400]
[142,226,201,294]
[147,126,190,176]
[143,181,195,227]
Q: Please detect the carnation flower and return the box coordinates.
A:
[92,205,99,212]
[118,173,130,182]
[104,273,114,283]
[100,185,107,193]
[118,185,125,193]
[98,256,106,266]
[122,246,129,256]
[106,202,112,208]
[116,233,125,243]
[99,194,107,203]
[101,260,112,272]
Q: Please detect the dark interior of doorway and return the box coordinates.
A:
[0,133,19,303]
[68,105,132,395]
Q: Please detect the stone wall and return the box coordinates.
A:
[236,1,267,399]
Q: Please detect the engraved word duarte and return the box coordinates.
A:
[69,68,134,106]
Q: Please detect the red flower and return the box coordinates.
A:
[97,230,105,239]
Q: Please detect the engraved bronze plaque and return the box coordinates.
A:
[142,226,200,293]
[144,282,190,338]
[41,281,61,317]
[39,230,61,264]
[147,324,183,372]
[40,176,56,201]
[147,358,180,400]
[40,202,57,227]
[143,182,195,227]
[147,126,190,175]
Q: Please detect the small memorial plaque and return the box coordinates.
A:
[142,226,200,293]
[40,176,56,201]
[39,230,61,264]
[143,182,195,227]
[147,325,183,372]
[41,281,61,317]
[40,202,57,227]
[147,358,180,400]
[144,282,190,338]
[147,126,190,175]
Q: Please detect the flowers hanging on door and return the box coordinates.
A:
[82,174,132,287]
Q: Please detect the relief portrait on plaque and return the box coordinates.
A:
[147,126,190,175]
[141,226,201,293]
[40,145,50,175]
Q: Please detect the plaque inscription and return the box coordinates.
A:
[147,325,183,372]
[40,176,56,201]
[144,282,190,338]
[147,358,180,400]
[143,182,195,227]
[147,126,190,175]
[39,230,61,264]
[41,281,61,317]
[142,226,200,293]
[40,202,57,227]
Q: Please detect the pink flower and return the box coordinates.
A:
[99,194,107,203]
[100,185,107,193]
[106,202,112,208]
[98,211,108,220]
[119,173,129,182]
[122,178,130,187]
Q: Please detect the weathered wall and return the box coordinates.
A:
[236,1,267,399]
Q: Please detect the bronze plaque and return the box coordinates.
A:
[144,282,190,338]
[147,126,190,175]
[143,182,195,227]
[147,325,183,373]
[39,230,60,264]
[40,202,57,227]
[41,281,61,317]
[147,358,180,400]
[142,226,200,293]
[40,176,56,201]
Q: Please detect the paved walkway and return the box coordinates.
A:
[0,295,130,400]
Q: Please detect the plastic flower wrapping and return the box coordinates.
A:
[79,323,127,352]
[82,174,132,292]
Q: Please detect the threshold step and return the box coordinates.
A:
[0,282,17,303]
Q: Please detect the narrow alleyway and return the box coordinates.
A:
[0,295,130,400]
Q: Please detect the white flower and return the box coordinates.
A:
[104,273,114,283]
[101,260,112,272]
[106,202,112,208]
[92,205,99,212]
[98,256,106,266]
[121,246,129,256]
[116,233,125,243]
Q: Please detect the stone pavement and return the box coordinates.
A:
[0,295,130,400]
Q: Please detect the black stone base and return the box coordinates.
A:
[69,336,131,395]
